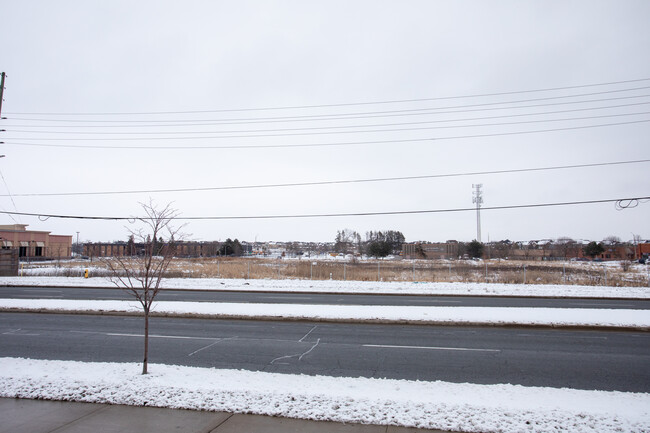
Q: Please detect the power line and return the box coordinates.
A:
[6,111,650,141]
[5,78,650,116]
[7,119,650,149]
[3,159,648,198]
[5,94,650,126]
[1,196,648,221]
[6,103,650,133]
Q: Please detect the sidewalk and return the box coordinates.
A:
[0,398,452,433]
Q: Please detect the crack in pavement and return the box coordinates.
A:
[270,338,321,364]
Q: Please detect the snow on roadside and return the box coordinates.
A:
[0,358,647,433]
[1,299,648,328]
[1,276,649,298]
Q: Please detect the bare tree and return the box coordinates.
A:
[334,229,360,254]
[603,235,622,245]
[555,237,577,260]
[104,201,183,374]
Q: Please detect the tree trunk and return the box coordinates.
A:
[142,308,149,374]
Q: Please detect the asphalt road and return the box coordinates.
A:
[1,285,649,309]
[1,312,648,393]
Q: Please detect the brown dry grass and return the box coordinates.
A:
[22,257,650,287]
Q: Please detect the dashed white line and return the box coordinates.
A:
[517,333,608,340]
[568,302,635,307]
[105,332,221,341]
[363,344,499,352]
[2,328,41,336]
[23,290,63,293]
[408,299,462,304]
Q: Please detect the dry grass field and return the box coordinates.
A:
[22,256,650,287]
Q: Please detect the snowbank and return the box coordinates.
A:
[1,358,647,433]
[1,276,649,298]
[1,299,648,328]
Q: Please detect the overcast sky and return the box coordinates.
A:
[1,0,649,245]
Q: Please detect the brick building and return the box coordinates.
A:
[635,243,650,261]
[0,224,72,259]
[84,241,221,258]
[402,242,459,259]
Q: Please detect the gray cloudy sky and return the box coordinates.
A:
[1,0,649,245]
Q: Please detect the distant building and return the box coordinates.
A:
[84,242,131,258]
[598,245,635,261]
[402,242,459,260]
[637,243,650,261]
[0,224,72,259]
[84,241,222,258]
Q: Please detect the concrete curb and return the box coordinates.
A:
[1,307,648,332]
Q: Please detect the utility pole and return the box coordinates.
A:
[0,72,5,117]
[472,184,483,242]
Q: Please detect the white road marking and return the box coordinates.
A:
[2,328,40,336]
[517,333,608,340]
[70,330,301,344]
[2,333,41,336]
[105,332,221,341]
[569,302,635,307]
[408,299,462,303]
[23,290,63,293]
[363,344,500,352]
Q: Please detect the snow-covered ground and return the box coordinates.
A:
[1,299,648,329]
[0,358,647,433]
[2,276,648,431]
[1,276,649,298]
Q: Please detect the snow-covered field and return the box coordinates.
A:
[1,276,649,298]
[1,298,648,329]
[1,358,647,433]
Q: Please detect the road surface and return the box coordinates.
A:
[1,312,648,393]
[1,285,648,309]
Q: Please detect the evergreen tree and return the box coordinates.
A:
[583,241,604,259]
[467,240,484,258]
